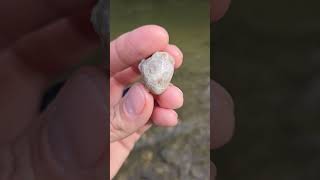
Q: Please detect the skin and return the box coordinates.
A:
[0,1,184,180]
[109,25,184,178]
[0,0,230,179]
[211,0,235,179]
[0,0,107,179]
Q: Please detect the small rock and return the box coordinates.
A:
[139,52,175,95]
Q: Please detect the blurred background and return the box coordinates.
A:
[213,0,320,179]
[111,0,210,179]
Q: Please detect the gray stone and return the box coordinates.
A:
[139,52,175,95]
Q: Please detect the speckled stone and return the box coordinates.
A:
[139,52,175,95]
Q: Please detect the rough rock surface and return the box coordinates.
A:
[139,52,175,95]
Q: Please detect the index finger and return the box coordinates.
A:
[110,25,169,76]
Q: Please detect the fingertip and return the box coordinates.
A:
[132,25,169,49]
[111,82,154,142]
[156,85,184,109]
[164,44,183,68]
[110,25,171,74]
[122,82,154,118]
[145,25,170,44]
[151,107,178,127]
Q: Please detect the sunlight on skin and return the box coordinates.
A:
[109,25,184,178]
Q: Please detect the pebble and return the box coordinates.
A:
[139,52,175,95]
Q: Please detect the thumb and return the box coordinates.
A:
[33,67,107,179]
[110,83,154,142]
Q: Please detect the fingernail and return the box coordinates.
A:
[124,84,145,116]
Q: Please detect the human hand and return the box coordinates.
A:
[0,0,110,179]
[109,25,184,179]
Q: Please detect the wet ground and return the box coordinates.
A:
[213,0,320,179]
[111,0,210,179]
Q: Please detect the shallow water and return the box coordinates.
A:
[111,0,210,179]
